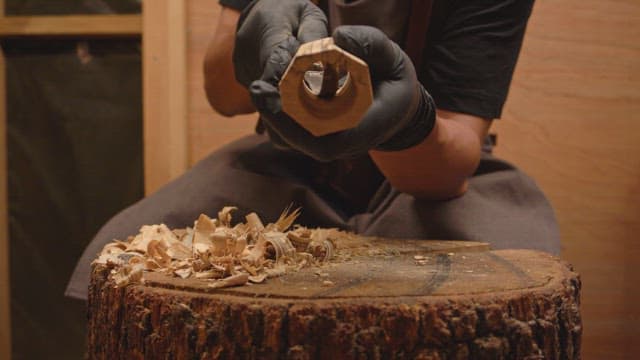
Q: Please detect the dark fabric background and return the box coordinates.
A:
[5,38,143,359]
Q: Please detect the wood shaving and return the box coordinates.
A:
[174,268,192,279]
[245,212,265,231]
[208,273,249,289]
[248,274,268,284]
[217,206,236,227]
[274,205,301,232]
[93,205,354,289]
[111,263,144,287]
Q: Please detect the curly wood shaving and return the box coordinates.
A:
[145,259,161,270]
[234,237,248,256]
[287,231,312,251]
[248,274,267,283]
[127,224,177,254]
[307,239,334,262]
[194,269,224,279]
[241,236,267,266]
[103,241,127,254]
[241,262,259,276]
[112,263,144,287]
[217,206,237,227]
[245,212,265,231]
[174,228,193,248]
[208,273,248,289]
[264,265,287,278]
[210,233,231,257]
[147,239,171,267]
[94,206,353,289]
[274,205,301,232]
[95,253,123,266]
[193,214,215,247]
[167,241,191,260]
[174,268,192,279]
[264,231,296,262]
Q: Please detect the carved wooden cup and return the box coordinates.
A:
[279,38,373,136]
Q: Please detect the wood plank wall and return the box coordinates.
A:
[187,0,639,358]
[143,0,188,194]
[0,15,140,36]
[493,0,640,358]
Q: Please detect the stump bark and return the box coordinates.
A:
[87,239,581,359]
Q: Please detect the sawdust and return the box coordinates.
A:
[93,206,357,289]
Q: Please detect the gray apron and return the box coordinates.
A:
[66,1,560,300]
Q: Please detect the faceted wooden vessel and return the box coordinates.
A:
[279,38,373,136]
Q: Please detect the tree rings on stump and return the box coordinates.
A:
[87,238,581,359]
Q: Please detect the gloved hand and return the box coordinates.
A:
[249,25,437,161]
[233,0,328,88]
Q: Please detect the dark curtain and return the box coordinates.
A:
[5,37,143,359]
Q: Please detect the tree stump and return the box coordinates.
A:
[87,238,581,359]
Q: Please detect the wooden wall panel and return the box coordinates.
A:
[186,0,254,165]
[0,15,141,36]
[493,0,640,358]
[143,0,188,194]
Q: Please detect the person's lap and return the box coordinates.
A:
[66,134,559,300]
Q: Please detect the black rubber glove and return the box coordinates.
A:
[233,0,328,88]
[249,26,437,161]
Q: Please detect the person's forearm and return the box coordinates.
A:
[369,110,490,200]
[204,7,256,116]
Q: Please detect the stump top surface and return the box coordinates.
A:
[140,239,567,300]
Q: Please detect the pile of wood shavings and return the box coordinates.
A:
[93,206,352,289]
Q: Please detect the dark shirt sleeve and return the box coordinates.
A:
[219,0,253,11]
[421,0,535,119]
